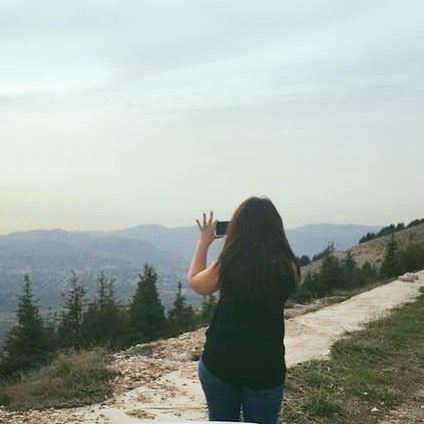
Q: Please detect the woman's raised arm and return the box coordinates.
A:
[187,211,221,295]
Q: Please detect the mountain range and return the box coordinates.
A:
[0,221,382,345]
[0,222,380,308]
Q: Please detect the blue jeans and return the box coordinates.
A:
[198,355,284,423]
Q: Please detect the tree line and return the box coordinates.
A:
[2,233,423,379]
[0,264,216,379]
[359,217,424,244]
[293,236,424,303]
[297,217,424,264]
[297,242,358,266]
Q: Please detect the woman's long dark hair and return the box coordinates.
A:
[217,196,301,306]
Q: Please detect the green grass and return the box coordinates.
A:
[0,348,116,410]
[281,287,424,423]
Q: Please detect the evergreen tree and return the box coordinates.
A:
[399,243,424,273]
[128,263,168,344]
[57,271,87,349]
[316,249,342,294]
[0,274,51,376]
[167,281,196,336]
[340,252,358,289]
[406,218,424,228]
[292,271,317,302]
[359,232,376,244]
[380,235,401,278]
[197,293,217,326]
[44,308,59,352]
[82,273,125,348]
[312,241,335,262]
[356,261,378,286]
[297,255,311,266]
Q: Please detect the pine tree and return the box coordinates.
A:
[293,271,319,302]
[57,271,87,349]
[197,293,217,326]
[380,235,401,278]
[316,249,342,295]
[44,308,58,352]
[0,274,51,376]
[357,261,377,285]
[128,263,168,344]
[167,281,196,336]
[296,255,311,266]
[340,252,358,289]
[82,272,125,348]
[399,243,424,273]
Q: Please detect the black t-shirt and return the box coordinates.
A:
[201,285,288,389]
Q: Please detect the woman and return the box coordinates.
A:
[187,196,301,423]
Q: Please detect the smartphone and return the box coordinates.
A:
[215,220,229,237]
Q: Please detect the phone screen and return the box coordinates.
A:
[216,220,229,237]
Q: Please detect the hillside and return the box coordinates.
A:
[300,222,424,279]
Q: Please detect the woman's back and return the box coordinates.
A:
[202,268,291,389]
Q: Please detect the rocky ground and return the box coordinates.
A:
[1,271,423,423]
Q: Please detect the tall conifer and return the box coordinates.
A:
[0,274,51,375]
[168,281,196,336]
[82,272,125,347]
[57,271,87,349]
[380,235,400,278]
[128,263,167,344]
[197,294,217,326]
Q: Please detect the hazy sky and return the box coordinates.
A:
[1,0,423,234]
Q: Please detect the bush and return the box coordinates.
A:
[0,348,116,410]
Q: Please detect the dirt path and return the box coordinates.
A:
[2,271,423,423]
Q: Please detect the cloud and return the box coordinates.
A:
[0,0,423,230]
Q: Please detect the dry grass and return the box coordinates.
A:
[0,348,116,410]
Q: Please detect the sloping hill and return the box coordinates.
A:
[300,222,424,279]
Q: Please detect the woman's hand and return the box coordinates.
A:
[196,211,217,246]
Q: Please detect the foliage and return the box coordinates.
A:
[293,251,377,303]
[196,293,217,326]
[56,272,87,350]
[312,242,335,262]
[0,275,53,377]
[128,263,168,344]
[379,235,401,278]
[167,281,196,337]
[359,217,424,244]
[297,255,311,266]
[0,348,115,410]
[82,273,127,348]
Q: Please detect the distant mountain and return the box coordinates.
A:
[0,222,381,310]
[0,229,189,312]
[108,222,383,260]
[0,221,382,346]
[108,224,225,263]
[286,223,382,257]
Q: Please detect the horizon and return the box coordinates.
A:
[0,219,389,237]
